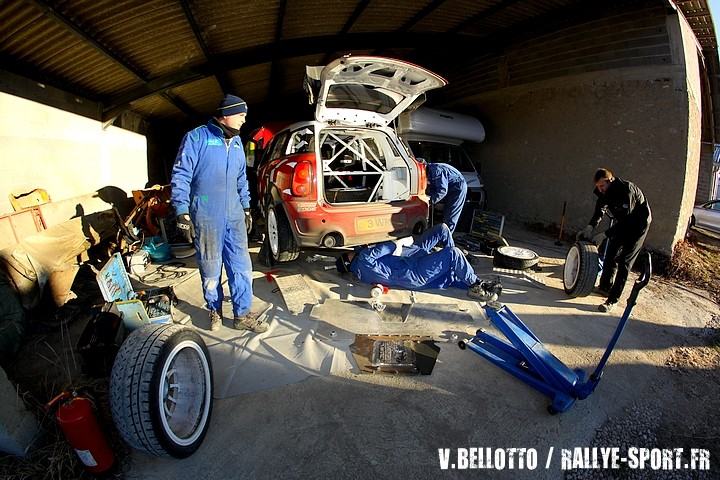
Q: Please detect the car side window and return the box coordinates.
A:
[267,132,290,161]
[288,128,315,154]
[709,201,720,211]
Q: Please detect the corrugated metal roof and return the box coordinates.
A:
[170,75,224,115]
[274,54,325,97]
[51,0,206,79]
[195,0,280,53]
[283,1,358,39]
[674,0,717,49]
[349,3,430,33]
[0,0,716,124]
[0,0,140,97]
[130,94,183,120]
[411,0,497,33]
[225,63,273,106]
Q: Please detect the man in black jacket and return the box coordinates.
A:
[577,168,652,312]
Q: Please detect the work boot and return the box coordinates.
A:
[598,300,617,313]
[468,280,502,302]
[234,312,269,333]
[209,310,222,331]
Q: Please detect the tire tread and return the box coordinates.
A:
[493,246,539,270]
[563,241,599,297]
[269,205,299,262]
[110,324,211,457]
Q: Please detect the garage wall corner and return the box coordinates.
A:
[0,92,149,216]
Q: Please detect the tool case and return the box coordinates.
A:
[96,253,175,330]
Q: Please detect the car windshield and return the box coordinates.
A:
[408,141,476,172]
[326,85,398,114]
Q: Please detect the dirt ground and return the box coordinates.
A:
[667,227,720,305]
[1,224,719,479]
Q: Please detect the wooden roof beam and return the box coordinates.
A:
[178,0,231,94]
[321,0,372,65]
[29,0,146,82]
[102,32,470,121]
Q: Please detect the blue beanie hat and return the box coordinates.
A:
[217,94,247,116]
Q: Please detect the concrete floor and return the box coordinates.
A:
[123,224,718,480]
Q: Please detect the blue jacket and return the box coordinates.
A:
[350,240,468,290]
[171,120,250,223]
[426,163,465,205]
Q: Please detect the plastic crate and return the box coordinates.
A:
[96,253,173,330]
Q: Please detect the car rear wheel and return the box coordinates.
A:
[563,241,599,297]
[266,205,299,262]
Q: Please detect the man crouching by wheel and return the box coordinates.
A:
[577,168,651,313]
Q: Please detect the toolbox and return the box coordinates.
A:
[97,253,175,330]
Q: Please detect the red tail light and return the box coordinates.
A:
[418,161,427,195]
[291,161,314,197]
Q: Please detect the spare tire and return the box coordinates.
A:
[563,241,599,297]
[493,246,539,270]
[110,324,213,458]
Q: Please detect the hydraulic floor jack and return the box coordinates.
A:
[459,253,651,414]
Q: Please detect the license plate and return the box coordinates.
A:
[355,216,393,233]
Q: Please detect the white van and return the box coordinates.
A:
[396,107,486,230]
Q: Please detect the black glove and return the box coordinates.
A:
[244,209,253,234]
[176,214,194,243]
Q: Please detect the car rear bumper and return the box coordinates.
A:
[283,198,428,247]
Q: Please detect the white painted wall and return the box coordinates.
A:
[0,92,147,215]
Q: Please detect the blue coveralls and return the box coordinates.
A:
[171,120,253,316]
[350,224,478,290]
[426,163,468,234]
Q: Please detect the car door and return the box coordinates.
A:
[257,131,290,210]
[696,200,720,231]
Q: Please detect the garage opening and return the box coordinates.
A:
[319,128,410,204]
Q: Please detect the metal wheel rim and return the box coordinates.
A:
[267,208,279,257]
[497,246,537,260]
[158,340,211,446]
[564,245,580,289]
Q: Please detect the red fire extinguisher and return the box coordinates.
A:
[46,390,115,474]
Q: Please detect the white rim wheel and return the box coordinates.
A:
[159,340,212,447]
[564,245,580,290]
[497,246,537,260]
[267,208,279,257]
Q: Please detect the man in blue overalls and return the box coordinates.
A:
[171,94,268,333]
[426,163,468,234]
[336,224,501,301]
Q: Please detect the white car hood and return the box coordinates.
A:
[308,56,447,127]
